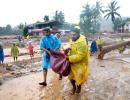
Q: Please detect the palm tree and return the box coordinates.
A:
[53,11,65,23]
[95,1,104,17]
[104,1,121,25]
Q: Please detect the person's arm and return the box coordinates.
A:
[39,37,50,54]
[69,42,87,63]
[42,48,51,55]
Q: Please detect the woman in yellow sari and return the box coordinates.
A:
[67,28,89,94]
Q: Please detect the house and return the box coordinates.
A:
[27,20,62,36]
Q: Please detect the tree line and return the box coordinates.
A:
[35,1,130,34]
[0,23,26,35]
[0,1,130,35]
[80,1,130,34]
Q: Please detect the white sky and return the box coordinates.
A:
[0,0,129,27]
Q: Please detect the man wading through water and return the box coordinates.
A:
[66,28,90,94]
[39,28,61,86]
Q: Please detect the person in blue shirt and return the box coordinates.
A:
[0,45,4,65]
[90,40,98,54]
[39,28,61,86]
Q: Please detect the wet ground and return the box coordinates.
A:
[0,55,130,100]
[0,36,130,100]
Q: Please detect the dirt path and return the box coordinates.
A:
[0,71,56,100]
[1,56,130,100]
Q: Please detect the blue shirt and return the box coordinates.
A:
[40,34,61,68]
[90,40,98,53]
[0,48,4,62]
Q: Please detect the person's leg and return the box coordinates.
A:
[70,79,76,94]
[39,68,47,86]
[2,60,4,65]
[100,45,102,51]
[43,69,47,83]
[59,74,62,80]
[14,57,15,62]
[30,55,32,60]
[98,45,102,52]
[0,61,2,65]
[75,85,81,94]
[16,57,18,62]
[30,53,34,60]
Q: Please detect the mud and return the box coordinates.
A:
[0,55,130,100]
[0,35,130,100]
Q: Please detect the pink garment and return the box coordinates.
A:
[27,40,34,55]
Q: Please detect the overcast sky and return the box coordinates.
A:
[0,0,129,27]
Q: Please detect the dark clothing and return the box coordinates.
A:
[0,48,4,63]
[90,40,98,53]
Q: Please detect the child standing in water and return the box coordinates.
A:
[0,45,4,65]
[11,43,19,62]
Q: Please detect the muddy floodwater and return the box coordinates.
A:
[0,55,130,100]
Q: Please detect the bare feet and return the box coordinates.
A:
[75,85,81,94]
[70,88,76,95]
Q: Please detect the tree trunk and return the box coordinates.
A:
[98,41,130,60]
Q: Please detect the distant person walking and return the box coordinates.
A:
[11,43,19,62]
[17,35,21,42]
[97,36,103,52]
[0,45,4,65]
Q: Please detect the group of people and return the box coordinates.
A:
[0,27,100,94]
[39,27,89,94]
[0,35,34,64]
[0,43,19,64]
